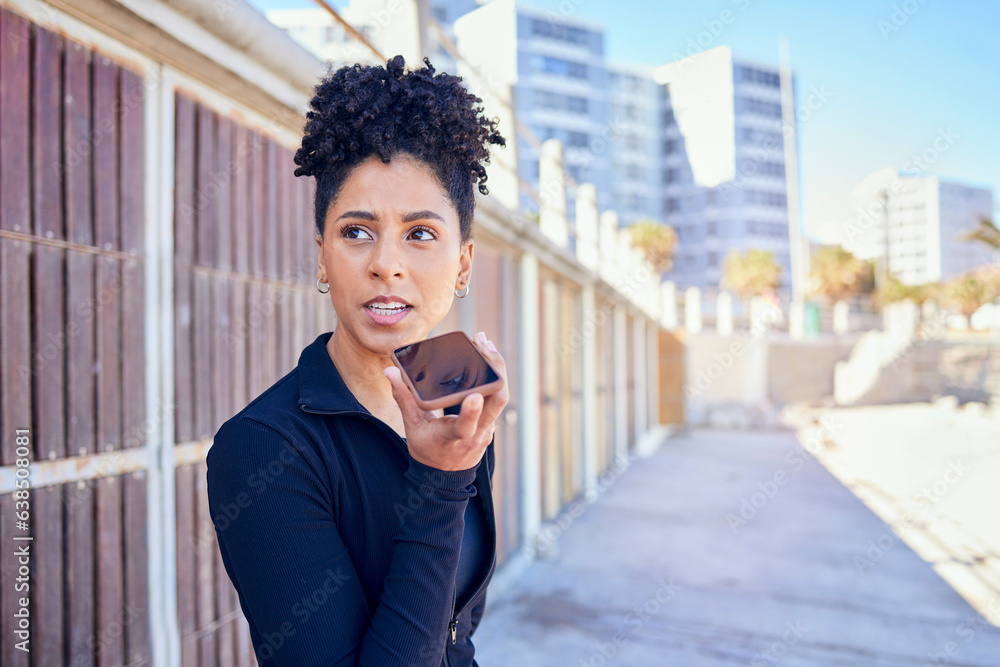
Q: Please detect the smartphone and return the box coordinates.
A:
[390,331,504,412]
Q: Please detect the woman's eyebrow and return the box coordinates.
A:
[335,210,445,223]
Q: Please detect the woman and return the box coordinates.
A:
[207,54,509,666]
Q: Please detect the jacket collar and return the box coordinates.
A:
[297,331,370,415]
[298,330,463,418]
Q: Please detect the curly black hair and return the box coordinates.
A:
[293,54,507,244]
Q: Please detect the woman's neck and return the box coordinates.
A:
[326,327,396,409]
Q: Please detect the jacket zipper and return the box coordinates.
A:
[446,454,498,645]
[308,406,498,656]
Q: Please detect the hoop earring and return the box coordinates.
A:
[455,282,469,298]
[316,277,330,294]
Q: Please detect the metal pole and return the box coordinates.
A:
[779,38,805,304]
[414,0,432,63]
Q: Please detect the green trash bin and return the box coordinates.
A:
[804,300,820,336]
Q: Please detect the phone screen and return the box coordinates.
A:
[393,332,500,402]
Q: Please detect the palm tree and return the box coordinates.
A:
[808,245,874,304]
[721,248,781,301]
[959,216,1000,251]
[942,264,1000,319]
[873,274,938,310]
[627,218,677,273]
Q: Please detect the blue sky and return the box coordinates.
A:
[249,0,1000,243]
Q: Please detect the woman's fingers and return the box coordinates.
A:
[383,366,424,424]
[472,332,510,433]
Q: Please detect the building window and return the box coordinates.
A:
[737,65,780,87]
[567,131,588,148]
[664,197,679,214]
[739,160,785,178]
[532,19,591,45]
[739,127,784,147]
[707,221,716,236]
[567,61,588,78]
[663,168,679,184]
[736,96,782,117]
[746,191,787,207]
[662,139,679,155]
[567,95,589,113]
[662,109,674,125]
[535,55,588,79]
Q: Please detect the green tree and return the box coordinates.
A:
[721,248,781,300]
[872,274,937,310]
[958,216,1000,251]
[942,264,1000,318]
[807,245,874,304]
[627,218,678,273]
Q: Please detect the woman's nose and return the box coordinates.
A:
[369,237,404,278]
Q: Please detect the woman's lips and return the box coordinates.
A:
[365,304,412,326]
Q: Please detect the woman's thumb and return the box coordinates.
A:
[383,367,411,411]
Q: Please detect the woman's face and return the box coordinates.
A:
[316,152,472,357]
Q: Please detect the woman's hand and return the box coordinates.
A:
[383,331,509,471]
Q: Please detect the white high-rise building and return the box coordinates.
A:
[849,167,995,285]
[266,0,480,72]
[653,45,797,294]
[454,0,612,231]
[605,61,662,226]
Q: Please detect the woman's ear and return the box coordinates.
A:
[458,239,474,283]
[316,235,326,276]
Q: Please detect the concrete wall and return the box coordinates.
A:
[682,330,1000,427]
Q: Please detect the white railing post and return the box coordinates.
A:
[717,291,733,336]
[661,280,677,331]
[575,183,599,273]
[833,300,849,335]
[539,138,568,248]
[146,63,180,667]
[685,286,702,333]
[613,304,628,461]
[581,285,598,500]
[599,210,618,285]
[634,317,647,437]
[518,252,541,556]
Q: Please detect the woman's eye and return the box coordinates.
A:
[410,227,435,241]
[440,368,469,389]
[341,226,373,240]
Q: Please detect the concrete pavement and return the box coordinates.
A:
[472,425,1000,666]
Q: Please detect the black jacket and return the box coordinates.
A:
[206,330,497,666]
